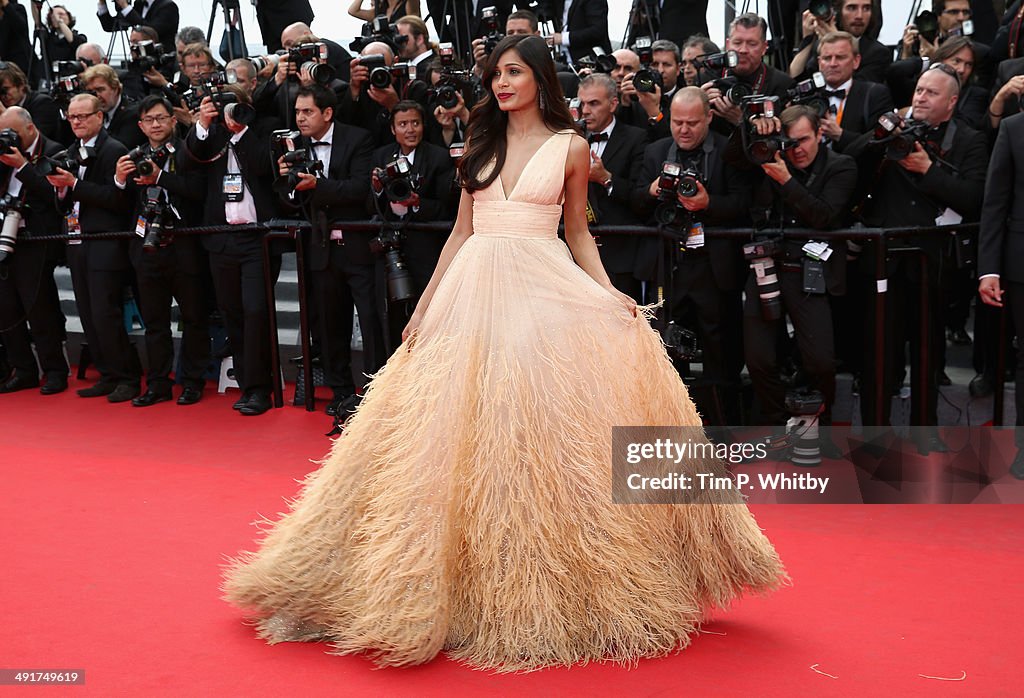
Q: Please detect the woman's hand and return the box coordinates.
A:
[402,309,424,348]
[605,285,638,318]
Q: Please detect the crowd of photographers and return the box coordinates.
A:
[1,0,1024,460]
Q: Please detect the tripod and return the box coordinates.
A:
[621,0,659,47]
[433,0,476,66]
[207,0,249,62]
[30,14,53,90]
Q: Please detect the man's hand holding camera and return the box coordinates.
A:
[702,81,743,125]
[278,156,317,191]
[45,168,77,189]
[0,143,27,170]
[349,57,369,99]
[114,155,160,187]
[898,141,933,175]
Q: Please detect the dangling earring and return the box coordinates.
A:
[538,88,546,111]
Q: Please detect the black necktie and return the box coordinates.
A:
[826,89,846,99]
[587,132,608,144]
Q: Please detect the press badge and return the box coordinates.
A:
[802,258,826,294]
[330,228,344,241]
[65,208,82,245]
[686,221,705,249]
[222,174,244,202]
[135,216,147,238]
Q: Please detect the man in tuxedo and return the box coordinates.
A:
[978,113,1024,479]
[744,105,857,442]
[256,0,314,54]
[0,107,69,394]
[82,64,146,149]
[279,85,379,418]
[790,0,893,84]
[846,65,988,448]
[574,74,647,303]
[0,0,32,75]
[426,0,513,64]
[186,85,279,415]
[545,0,612,67]
[338,42,401,149]
[0,62,62,145]
[633,87,750,406]
[114,95,208,407]
[45,93,138,402]
[370,101,455,354]
[700,13,795,133]
[98,0,179,52]
[815,31,894,153]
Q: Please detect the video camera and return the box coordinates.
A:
[122,40,176,74]
[0,193,28,263]
[271,130,324,195]
[632,36,662,94]
[654,161,702,227]
[743,236,783,321]
[350,15,409,55]
[373,156,421,205]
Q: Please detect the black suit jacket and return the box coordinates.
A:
[832,79,894,153]
[1,135,65,249]
[552,0,612,64]
[426,0,513,62]
[99,0,180,50]
[289,123,375,270]
[106,98,146,150]
[633,131,751,290]
[256,0,314,53]
[979,114,1024,281]
[59,130,133,271]
[801,35,893,84]
[654,0,709,46]
[22,92,64,146]
[0,0,32,74]
[583,123,646,275]
[185,119,280,256]
[990,57,1024,122]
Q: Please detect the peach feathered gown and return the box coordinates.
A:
[222,130,786,672]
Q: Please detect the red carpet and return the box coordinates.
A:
[2,377,1021,697]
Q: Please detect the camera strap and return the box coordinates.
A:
[222,141,247,203]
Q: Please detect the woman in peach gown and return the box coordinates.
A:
[223,34,786,672]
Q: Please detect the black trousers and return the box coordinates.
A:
[1005,282,1024,444]
[0,245,67,379]
[208,249,271,395]
[670,252,729,383]
[744,268,836,426]
[607,271,645,305]
[66,246,140,386]
[133,248,209,392]
[312,243,385,396]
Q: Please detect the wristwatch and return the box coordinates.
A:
[648,111,663,126]
[602,177,613,194]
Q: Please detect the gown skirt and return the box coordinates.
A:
[222,131,786,672]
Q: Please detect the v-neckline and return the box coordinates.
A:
[497,131,561,201]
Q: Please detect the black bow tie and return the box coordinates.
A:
[825,89,846,99]
[312,141,330,148]
[587,132,609,144]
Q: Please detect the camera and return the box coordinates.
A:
[808,0,833,21]
[479,6,505,56]
[126,143,172,177]
[369,229,416,303]
[712,75,752,104]
[250,54,280,75]
[449,142,465,160]
[576,47,617,74]
[350,15,409,55]
[51,60,84,77]
[373,156,420,205]
[743,237,783,321]
[654,162,701,227]
[695,50,738,73]
[0,128,20,155]
[37,145,94,177]
[785,71,828,116]
[271,130,324,195]
[869,112,932,161]
[140,186,172,252]
[632,36,663,94]
[914,10,940,45]
[431,43,478,110]
[370,61,410,90]
[663,322,701,363]
[284,42,335,86]
[355,53,392,90]
[51,73,83,112]
[741,96,796,165]
[203,75,257,126]
[784,388,826,466]
[123,40,176,74]
[0,193,27,263]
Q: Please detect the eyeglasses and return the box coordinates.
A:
[140,114,173,124]
[926,62,961,87]
[67,111,100,122]
[942,8,972,17]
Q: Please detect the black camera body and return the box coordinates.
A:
[140,186,172,252]
[914,10,940,45]
[370,61,410,90]
[785,388,824,416]
[696,50,738,73]
[431,44,478,110]
[350,15,409,55]
[632,36,663,94]
[479,5,505,55]
[0,128,20,155]
[713,75,752,104]
[124,40,176,73]
[576,47,617,74]
[374,156,421,205]
[51,59,84,77]
[663,321,701,363]
[37,145,94,177]
[870,112,932,161]
[741,96,797,165]
[808,0,834,21]
[282,42,335,86]
[271,130,324,195]
[786,71,829,116]
[203,74,257,126]
[654,161,702,227]
[126,142,172,177]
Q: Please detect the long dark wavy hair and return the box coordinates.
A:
[458,34,578,193]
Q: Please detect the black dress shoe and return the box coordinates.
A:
[1010,452,1024,480]
[326,393,362,418]
[40,374,68,395]
[947,328,971,345]
[107,384,141,403]
[132,388,172,407]
[969,373,994,399]
[177,386,202,405]
[77,382,117,398]
[0,373,40,393]
[232,391,253,410]
[239,392,271,416]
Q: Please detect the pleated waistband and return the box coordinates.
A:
[472,200,562,239]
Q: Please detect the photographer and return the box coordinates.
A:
[0,61,61,144]
[280,21,352,82]
[45,93,137,402]
[847,64,988,448]
[619,38,683,142]
[82,64,145,149]
[700,13,795,132]
[370,101,455,319]
[186,85,279,415]
[0,0,31,75]
[610,47,639,91]
[743,105,857,445]
[278,84,380,418]
[681,36,719,89]
[339,42,402,148]
[114,95,208,407]
[97,0,178,52]
[119,25,178,101]
[888,36,988,129]
[31,3,87,65]
[790,0,892,84]
[633,87,750,400]
[978,113,1024,479]
[814,31,894,153]
[0,106,69,394]
[574,73,646,302]
[254,32,347,125]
